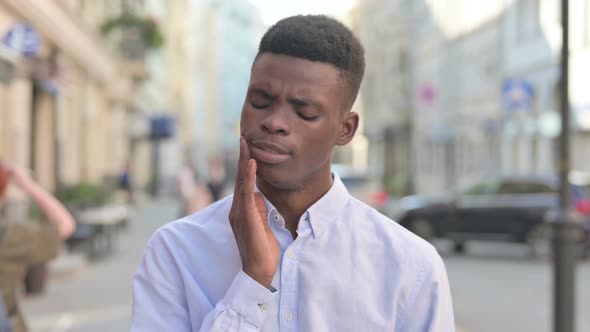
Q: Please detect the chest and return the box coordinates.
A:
[265,246,402,331]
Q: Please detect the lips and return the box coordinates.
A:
[250,140,291,165]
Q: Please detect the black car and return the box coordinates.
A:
[388,175,590,257]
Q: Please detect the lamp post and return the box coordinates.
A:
[554,1,577,331]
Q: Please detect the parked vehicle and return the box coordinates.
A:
[331,163,390,212]
[387,174,590,258]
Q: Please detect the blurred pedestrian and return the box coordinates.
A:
[176,164,212,217]
[118,160,132,204]
[206,156,227,202]
[0,288,12,332]
[0,161,76,332]
[132,15,454,331]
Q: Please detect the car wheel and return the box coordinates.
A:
[409,218,434,242]
[527,224,552,259]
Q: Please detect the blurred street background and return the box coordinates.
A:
[1,0,590,331]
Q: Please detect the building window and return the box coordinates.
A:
[517,0,541,41]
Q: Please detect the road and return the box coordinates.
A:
[436,240,590,332]
[20,200,590,331]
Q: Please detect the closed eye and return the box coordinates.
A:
[297,112,319,121]
[290,97,319,121]
[249,90,273,109]
[251,101,269,109]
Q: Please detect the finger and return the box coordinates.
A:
[233,138,246,196]
[241,159,257,213]
[242,136,251,161]
[254,193,268,226]
[231,138,247,210]
[237,137,252,192]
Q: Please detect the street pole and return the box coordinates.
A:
[554,0,577,331]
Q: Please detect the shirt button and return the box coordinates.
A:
[284,312,293,321]
[314,227,321,235]
[259,304,269,312]
[273,215,280,222]
[286,250,295,259]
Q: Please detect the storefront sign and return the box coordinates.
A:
[2,23,42,57]
[149,115,175,139]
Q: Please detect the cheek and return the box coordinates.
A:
[299,126,339,159]
[309,122,340,144]
[243,105,265,119]
[240,110,257,133]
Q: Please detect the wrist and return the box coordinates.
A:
[242,268,273,289]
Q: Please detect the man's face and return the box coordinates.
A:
[241,53,358,191]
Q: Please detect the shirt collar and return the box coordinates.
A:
[306,174,350,237]
[256,174,350,238]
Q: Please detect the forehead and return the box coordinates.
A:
[250,53,343,94]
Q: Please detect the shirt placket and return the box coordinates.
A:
[279,242,300,331]
[278,214,312,332]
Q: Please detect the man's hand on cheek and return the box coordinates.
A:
[229,137,280,289]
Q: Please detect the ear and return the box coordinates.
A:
[336,111,359,146]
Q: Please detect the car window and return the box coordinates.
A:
[340,175,369,189]
[461,181,499,196]
[497,181,555,194]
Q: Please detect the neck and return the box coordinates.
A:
[257,174,333,237]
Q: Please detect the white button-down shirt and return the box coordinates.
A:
[132,175,455,331]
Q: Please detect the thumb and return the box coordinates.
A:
[254,193,268,221]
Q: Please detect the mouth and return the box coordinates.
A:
[250,140,291,165]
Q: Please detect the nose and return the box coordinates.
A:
[260,106,290,135]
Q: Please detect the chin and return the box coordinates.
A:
[256,164,302,191]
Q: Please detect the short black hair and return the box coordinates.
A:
[257,15,365,110]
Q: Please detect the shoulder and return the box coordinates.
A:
[145,196,235,256]
[345,198,443,271]
[135,196,240,291]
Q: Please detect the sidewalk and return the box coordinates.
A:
[45,191,157,277]
[21,198,179,332]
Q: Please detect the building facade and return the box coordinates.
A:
[351,0,413,195]
[0,0,141,219]
[191,0,264,177]
[354,0,590,195]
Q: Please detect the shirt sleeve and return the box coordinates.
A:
[131,230,276,332]
[396,249,455,332]
[199,270,276,331]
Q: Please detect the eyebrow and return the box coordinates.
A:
[250,88,274,100]
[287,97,319,108]
[250,86,320,109]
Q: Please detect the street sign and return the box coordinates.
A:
[502,79,534,112]
[2,23,42,57]
[418,83,437,107]
[149,115,175,139]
